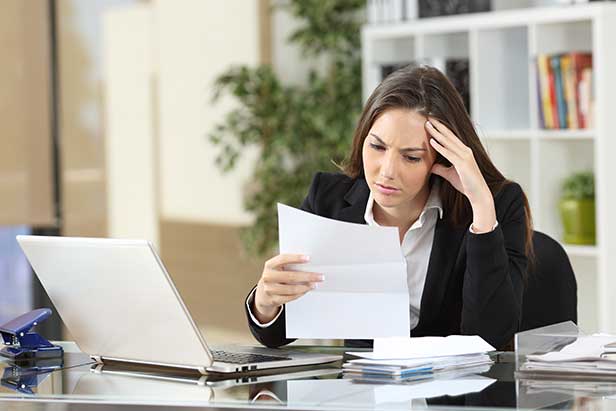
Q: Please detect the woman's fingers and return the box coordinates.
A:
[428,118,467,151]
[426,118,472,160]
[264,282,316,297]
[429,134,457,163]
[269,291,311,307]
[262,270,324,285]
[257,253,324,311]
[264,253,309,270]
[259,278,313,307]
[426,122,458,163]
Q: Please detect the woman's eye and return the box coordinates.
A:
[405,156,421,163]
[369,143,385,151]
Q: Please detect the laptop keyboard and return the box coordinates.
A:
[211,350,292,365]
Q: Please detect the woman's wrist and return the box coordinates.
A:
[253,297,279,323]
[470,189,497,233]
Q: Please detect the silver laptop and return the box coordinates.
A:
[16,235,341,374]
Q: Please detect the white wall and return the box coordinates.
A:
[103,1,313,230]
[102,4,158,244]
[155,0,261,225]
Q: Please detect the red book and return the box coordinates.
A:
[570,53,593,128]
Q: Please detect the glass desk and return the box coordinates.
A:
[1,343,615,411]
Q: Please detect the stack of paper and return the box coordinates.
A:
[520,334,616,379]
[343,335,495,382]
[343,355,493,382]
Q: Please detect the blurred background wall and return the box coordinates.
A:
[0,0,316,345]
[0,0,56,330]
[0,1,55,227]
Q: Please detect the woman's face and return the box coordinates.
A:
[362,108,438,215]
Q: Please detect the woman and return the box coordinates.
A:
[244,65,533,350]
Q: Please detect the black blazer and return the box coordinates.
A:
[245,172,528,350]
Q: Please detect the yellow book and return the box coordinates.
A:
[537,54,554,129]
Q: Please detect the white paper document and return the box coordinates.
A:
[277,203,409,339]
[526,335,616,363]
[347,335,496,360]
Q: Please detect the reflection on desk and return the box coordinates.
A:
[73,370,214,403]
[518,378,616,410]
[283,377,496,407]
[0,351,94,396]
[0,357,63,394]
[2,348,616,410]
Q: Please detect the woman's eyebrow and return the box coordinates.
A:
[369,133,427,153]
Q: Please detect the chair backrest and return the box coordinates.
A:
[520,231,578,332]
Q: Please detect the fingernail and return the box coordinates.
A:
[426,120,433,128]
[311,283,318,289]
[302,255,310,262]
[318,274,325,281]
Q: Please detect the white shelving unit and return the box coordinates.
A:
[362,3,616,333]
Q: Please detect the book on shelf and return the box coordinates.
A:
[551,56,567,129]
[418,0,490,18]
[561,54,578,130]
[579,61,594,129]
[367,0,417,24]
[535,52,593,130]
[380,58,471,114]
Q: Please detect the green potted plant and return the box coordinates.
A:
[209,0,364,256]
[559,171,596,245]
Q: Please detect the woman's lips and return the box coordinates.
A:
[375,183,400,195]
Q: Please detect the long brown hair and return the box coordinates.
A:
[344,65,534,261]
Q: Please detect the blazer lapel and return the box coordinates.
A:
[418,218,467,326]
[334,176,466,328]
[335,178,370,224]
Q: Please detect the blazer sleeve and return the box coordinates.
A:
[245,173,322,348]
[460,182,528,349]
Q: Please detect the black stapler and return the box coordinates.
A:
[0,308,63,362]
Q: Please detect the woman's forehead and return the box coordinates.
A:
[369,110,429,146]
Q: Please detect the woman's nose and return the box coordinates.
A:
[379,153,397,180]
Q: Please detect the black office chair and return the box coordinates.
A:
[520,231,578,332]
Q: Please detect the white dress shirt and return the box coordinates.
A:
[363,182,443,330]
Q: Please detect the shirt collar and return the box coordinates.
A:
[364,180,443,226]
